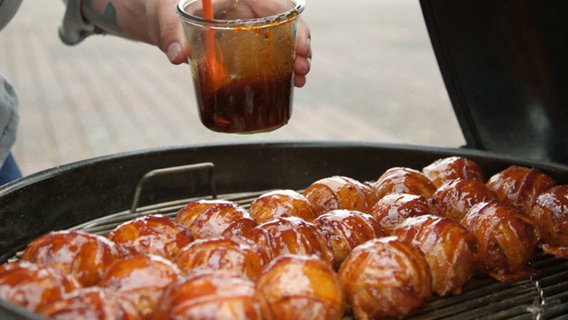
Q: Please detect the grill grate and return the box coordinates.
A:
[29,190,568,319]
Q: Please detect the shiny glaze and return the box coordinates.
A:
[393,214,478,296]
[153,272,267,320]
[338,237,432,319]
[21,230,122,287]
[372,167,437,201]
[38,287,143,320]
[246,217,335,267]
[312,209,383,269]
[0,261,78,312]
[256,254,345,320]
[369,193,433,235]
[430,178,496,222]
[106,214,194,261]
[461,201,538,282]
[176,199,257,239]
[531,184,568,258]
[422,156,485,188]
[249,189,318,223]
[98,254,180,318]
[486,165,557,215]
[173,235,264,281]
[303,176,376,216]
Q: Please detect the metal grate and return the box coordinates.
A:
[60,189,568,320]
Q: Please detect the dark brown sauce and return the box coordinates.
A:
[195,75,293,133]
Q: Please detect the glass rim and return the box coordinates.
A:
[177,0,305,28]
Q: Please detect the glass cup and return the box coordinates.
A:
[177,0,305,134]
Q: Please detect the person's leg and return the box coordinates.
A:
[0,153,22,185]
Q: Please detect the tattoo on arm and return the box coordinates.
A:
[82,0,121,35]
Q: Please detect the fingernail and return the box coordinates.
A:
[167,42,182,62]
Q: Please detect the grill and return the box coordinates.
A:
[2,144,568,320]
[3,1,568,319]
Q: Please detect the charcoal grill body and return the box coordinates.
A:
[420,0,568,164]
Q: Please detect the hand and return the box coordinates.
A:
[150,1,312,87]
[83,0,311,87]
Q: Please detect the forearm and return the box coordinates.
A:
[80,0,156,45]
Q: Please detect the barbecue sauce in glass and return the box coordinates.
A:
[195,74,293,133]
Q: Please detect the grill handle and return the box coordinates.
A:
[130,162,217,214]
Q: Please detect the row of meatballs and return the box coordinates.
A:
[1,156,567,319]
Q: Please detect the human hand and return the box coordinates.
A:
[85,0,311,87]
[151,1,312,87]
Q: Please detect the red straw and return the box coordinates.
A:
[202,0,213,19]
[202,0,225,87]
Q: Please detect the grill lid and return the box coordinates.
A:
[420,0,568,164]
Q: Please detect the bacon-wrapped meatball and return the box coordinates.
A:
[38,287,143,320]
[368,193,432,235]
[98,254,180,318]
[313,209,383,269]
[430,179,495,223]
[338,237,432,319]
[249,189,318,223]
[461,201,539,282]
[530,185,568,258]
[422,156,485,188]
[0,261,79,312]
[176,199,257,239]
[303,176,377,216]
[372,167,437,201]
[486,165,556,215]
[173,235,264,281]
[21,230,122,287]
[153,271,268,320]
[246,217,334,267]
[106,214,194,261]
[393,214,478,296]
[256,254,345,320]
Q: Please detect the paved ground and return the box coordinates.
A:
[0,0,464,176]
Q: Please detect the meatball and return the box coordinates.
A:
[106,214,194,261]
[256,254,345,320]
[338,237,432,319]
[372,167,437,201]
[21,230,122,287]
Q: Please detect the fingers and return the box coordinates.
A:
[150,0,189,65]
[294,18,312,87]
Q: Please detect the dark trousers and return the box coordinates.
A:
[0,153,22,185]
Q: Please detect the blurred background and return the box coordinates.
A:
[0,0,464,176]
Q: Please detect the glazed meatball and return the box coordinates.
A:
[312,209,383,269]
[422,156,485,188]
[256,254,345,320]
[21,230,122,287]
[486,165,556,215]
[393,214,478,296]
[249,189,318,223]
[106,214,194,260]
[461,201,539,282]
[303,176,377,216]
[246,217,334,267]
[338,237,432,319]
[98,254,180,318]
[368,193,433,235]
[372,167,437,201]
[38,287,143,320]
[176,199,257,239]
[0,261,78,312]
[153,271,268,320]
[173,235,264,281]
[430,178,495,223]
[530,185,568,258]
